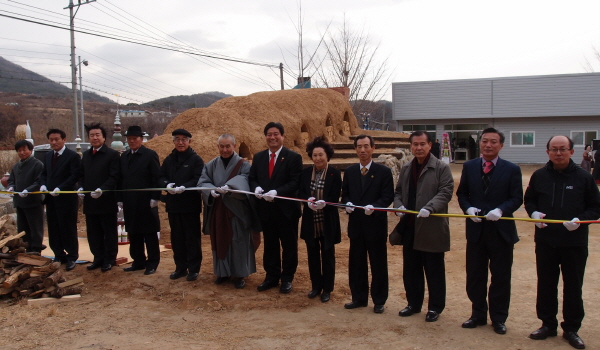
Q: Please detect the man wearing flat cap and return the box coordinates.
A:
[159,129,204,281]
[118,125,161,275]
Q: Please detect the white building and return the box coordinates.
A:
[118,110,146,118]
[392,73,600,164]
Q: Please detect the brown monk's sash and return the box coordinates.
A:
[209,159,246,260]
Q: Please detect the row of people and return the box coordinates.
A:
[7,123,599,349]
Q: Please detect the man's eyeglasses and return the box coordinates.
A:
[548,148,571,153]
[173,138,189,143]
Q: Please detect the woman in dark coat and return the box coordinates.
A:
[298,137,342,303]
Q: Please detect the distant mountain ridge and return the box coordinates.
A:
[0,56,114,103]
[0,56,231,110]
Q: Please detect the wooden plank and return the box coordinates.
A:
[16,253,52,266]
[57,277,83,288]
[27,294,81,305]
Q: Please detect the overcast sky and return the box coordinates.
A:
[1,0,600,105]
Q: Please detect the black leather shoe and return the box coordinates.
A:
[101,263,113,272]
[234,278,246,289]
[144,268,156,275]
[124,265,145,272]
[529,326,558,340]
[563,332,585,349]
[257,280,279,291]
[492,322,507,334]
[170,270,188,280]
[280,281,293,293]
[214,276,230,284]
[344,301,368,309]
[320,292,330,303]
[65,261,76,271]
[87,262,102,271]
[186,272,199,281]
[425,310,440,322]
[307,289,321,299]
[399,305,421,317]
[374,305,385,314]
[462,317,487,328]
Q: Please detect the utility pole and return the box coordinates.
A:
[280,63,284,90]
[65,0,95,141]
[78,56,88,142]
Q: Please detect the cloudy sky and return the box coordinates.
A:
[1,0,600,104]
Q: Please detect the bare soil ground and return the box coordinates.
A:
[1,164,599,350]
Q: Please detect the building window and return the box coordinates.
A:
[510,131,534,146]
[402,125,436,141]
[570,131,597,147]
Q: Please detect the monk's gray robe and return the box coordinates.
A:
[198,152,257,278]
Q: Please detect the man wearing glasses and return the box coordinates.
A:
[159,129,204,281]
[524,135,600,350]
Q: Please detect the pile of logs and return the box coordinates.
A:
[0,215,83,303]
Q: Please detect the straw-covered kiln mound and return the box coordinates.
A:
[146,88,360,162]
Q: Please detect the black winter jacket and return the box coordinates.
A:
[524,159,600,247]
[159,147,204,213]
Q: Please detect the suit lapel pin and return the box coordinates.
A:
[280,157,285,161]
[371,175,374,178]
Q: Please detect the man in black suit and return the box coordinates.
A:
[119,126,161,275]
[341,134,394,314]
[456,127,523,334]
[249,122,303,294]
[40,128,81,271]
[78,123,121,273]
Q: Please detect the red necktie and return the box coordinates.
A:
[269,153,276,178]
[93,149,97,155]
[483,161,493,174]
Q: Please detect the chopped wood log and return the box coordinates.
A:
[8,246,26,254]
[2,267,31,288]
[19,288,34,297]
[20,276,43,290]
[35,283,45,290]
[29,289,45,298]
[34,262,60,274]
[0,253,13,259]
[57,277,83,288]
[9,263,26,275]
[27,294,81,305]
[50,285,83,298]
[1,246,8,253]
[43,269,63,288]
[0,216,9,229]
[16,254,52,266]
[58,277,66,283]
[0,286,15,295]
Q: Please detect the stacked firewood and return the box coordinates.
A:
[0,215,83,302]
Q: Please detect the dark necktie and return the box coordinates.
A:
[269,153,276,178]
[52,151,59,168]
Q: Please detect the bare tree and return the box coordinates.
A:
[314,16,392,117]
[583,45,600,72]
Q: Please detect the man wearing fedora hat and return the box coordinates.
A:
[118,125,161,275]
[159,128,204,281]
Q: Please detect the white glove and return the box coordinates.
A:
[254,186,264,199]
[18,189,28,198]
[40,185,47,192]
[211,190,220,198]
[563,218,580,231]
[364,204,375,216]
[417,208,430,218]
[531,211,547,229]
[150,199,158,208]
[345,202,355,214]
[395,206,406,218]
[216,185,229,194]
[315,200,326,210]
[263,190,277,202]
[166,182,176,195]
[91,188,102,199]
[50,188,60,197]
[466,207,482,222]
[117,202,123,209]
[175,186,185,194]
[77,187,85,199]
[485,208,502,221]
[6,187,14,197]
[307,197,317,211]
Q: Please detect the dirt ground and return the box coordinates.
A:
[2,164,600,350]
